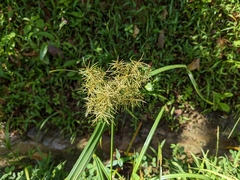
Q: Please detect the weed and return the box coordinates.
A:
[1,0,240,179]
[80,59,150,124]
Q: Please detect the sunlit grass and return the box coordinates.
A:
[0,0,240,179]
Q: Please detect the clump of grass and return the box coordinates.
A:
[80,59,150,124]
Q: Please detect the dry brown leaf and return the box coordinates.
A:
[161,9,168,20]
[40,2,51,21]
[8,6,12,13]
[232,12,240,21]
[22,52,38,56]
[48,45,65,59]
[216,38,227,58]
[157,30,164,49]
[174,109,183,117]
[133,25,140,38]
[187,59,200,71]
[217,37,226,48]
[32,152,48,161]
[226,146,240,151]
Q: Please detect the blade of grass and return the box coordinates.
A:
[158,140,165,180]
[198,169,238,180]
[149,64,186,76]
[215,126,219,157]
[39,112,58,130]
[172,161,185,173]
[126,109,139,130]
[4,114,21,161]
[131,105,165,178]
[65,121,107,180]
[191,152,202,169]
[149,64,213,105]
[149,173,211,180]
[5,118,11,150]
[228,116,240,139]
[201,150,211,170]
[233,150,240,166]
[50,69,78,73]
[24,167,30,180]
[93,154,111,180]
[186,68,213,105]
[92,154,106,180]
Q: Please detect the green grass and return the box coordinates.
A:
[1,0,240,179]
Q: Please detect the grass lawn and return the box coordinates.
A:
[0,0,240,179]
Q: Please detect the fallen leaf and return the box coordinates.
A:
[48,45,65,59]
[217,37,226,48]
[232,12,240,21]
[9,55,21,68]
[133,24,139,38]
[157,30,164,49]
[161,9,168,20]
[22,52,38,56]
[226,146,240,151]
[187,58,200,71]
[32,152,48,161]
[40,2,51,21]
[174,109,183,117]
[216,38,227,58]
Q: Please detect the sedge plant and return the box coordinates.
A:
[66,58,216,179]
[66,59,150,180]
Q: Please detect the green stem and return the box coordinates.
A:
[66,121,107,180]
[110,121,114,180]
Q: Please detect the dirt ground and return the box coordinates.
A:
[0,106,239,171]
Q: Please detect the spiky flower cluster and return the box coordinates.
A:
[80,59,150,124]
